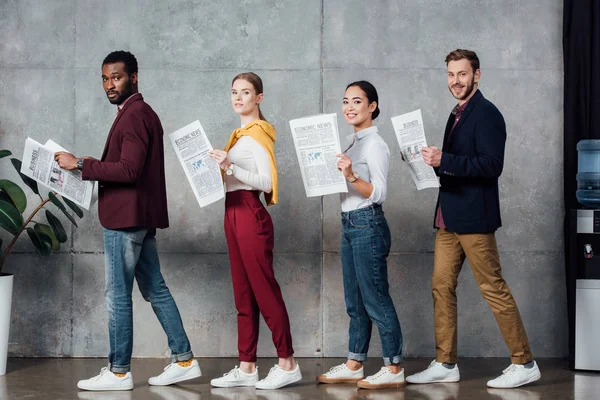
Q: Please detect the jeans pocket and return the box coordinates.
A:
[126,229,147,245]
[349,215,372,229]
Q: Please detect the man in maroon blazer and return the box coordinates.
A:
[55,51,201,391]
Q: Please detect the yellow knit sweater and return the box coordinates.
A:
[224,120,278,206]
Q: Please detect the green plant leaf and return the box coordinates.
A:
[0,179,27,213]
[0,191,16,208]
[49,192,78,226]
[62,196,83,218]
[0,199,23,235]
[49,192,66,211]
[34,223,60,252]
[10,158,39,195]
[0,150,12,159]
[26,227,52,255]
[45,210,67,243]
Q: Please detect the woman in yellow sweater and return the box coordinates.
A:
[208,72,301,390]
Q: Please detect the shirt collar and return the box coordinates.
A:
[117,93,138,112]
[452,100,469,115]
[346,125,378,142]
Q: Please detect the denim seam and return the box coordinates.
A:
[110,231,117,369]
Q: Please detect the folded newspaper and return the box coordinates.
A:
[20,138,95,209]
[289,113,348,197]
[391,109,440,190]
[169,120,224,208]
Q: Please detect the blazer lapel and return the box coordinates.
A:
[444,89,484,148]
[101,93,144,160]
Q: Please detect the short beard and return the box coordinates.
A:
[107,79,134,105]
[449,76,475,101]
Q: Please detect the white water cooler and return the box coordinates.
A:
[572,210,600,370]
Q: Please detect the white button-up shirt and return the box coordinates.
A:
[339,126,390,212]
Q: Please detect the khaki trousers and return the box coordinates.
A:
[432,228,533,364]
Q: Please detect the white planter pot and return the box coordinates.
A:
[0,273,13,376]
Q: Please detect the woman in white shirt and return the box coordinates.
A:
[208,72,301,390]
[317,81,404,389]
[210,72,302,389]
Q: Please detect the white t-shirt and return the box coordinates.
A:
[224,136,272,193]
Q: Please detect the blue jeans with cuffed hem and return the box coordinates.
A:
[104,228,193,373]
[341,204,403,366]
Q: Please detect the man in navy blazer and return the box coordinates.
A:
[406,49,541,389]
[55,51,200,391]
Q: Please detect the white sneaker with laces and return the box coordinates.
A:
[77,367,134,391]
[486,361,541,388]
[357,367,405,390]
[211,366,259,388]
[148,359,202,386]
[255,364,302,390]
[317,363,364,384]
[406,360,460,384]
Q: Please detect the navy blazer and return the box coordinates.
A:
[434,89,506,233]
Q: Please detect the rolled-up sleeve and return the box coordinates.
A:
[366,141,390,204]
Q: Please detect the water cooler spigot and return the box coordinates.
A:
[585,244,594,259]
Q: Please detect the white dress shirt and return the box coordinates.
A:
[224,136,272,193]
[339,126,390,212]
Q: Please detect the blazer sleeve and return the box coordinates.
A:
[438,109,506,178]
[82,114,149,183]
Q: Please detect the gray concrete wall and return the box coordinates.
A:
[0,0,565,359]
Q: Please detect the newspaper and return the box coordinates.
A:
[391,109,440,190]
[20,138,94,209]
[169,120,224,208]
[289,113,348,197]
[44,139,98,206]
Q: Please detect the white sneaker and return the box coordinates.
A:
[317,363,364,384]
[77,367,134,391]
[406,360,460,384]
[148,359,202,386]
[255,364,302,390]
[357,367,405,390]
[487,362,541,388]
[211,366,259,388]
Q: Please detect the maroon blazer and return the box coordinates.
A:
[82,93,169,230]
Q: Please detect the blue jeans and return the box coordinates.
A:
[341,204,403,365]
[104,228,193,373]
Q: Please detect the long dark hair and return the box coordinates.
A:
[346,80,380,120]
[232,72,267,122]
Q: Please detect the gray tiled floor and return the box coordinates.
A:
[0,358,597,400]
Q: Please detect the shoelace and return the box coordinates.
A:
[223,366,241,379]
[92,367,111,381]
[499,364,519,379]
[328,363,347,374]
[413,360,439,377]
[263,365,284,382]
[367,368,390,381]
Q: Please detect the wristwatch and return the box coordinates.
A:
[225,164,235,176]
[76,158,84,170]
[347,171,359,183]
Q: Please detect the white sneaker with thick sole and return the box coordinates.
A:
[406,360,460,384]
[255,364,302,390]
[77,367,134,391]
[211,366,259,388]
[486,361,541,388]
[317,363,364,384]
[148,359,202,386]
[357,367,405,390]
